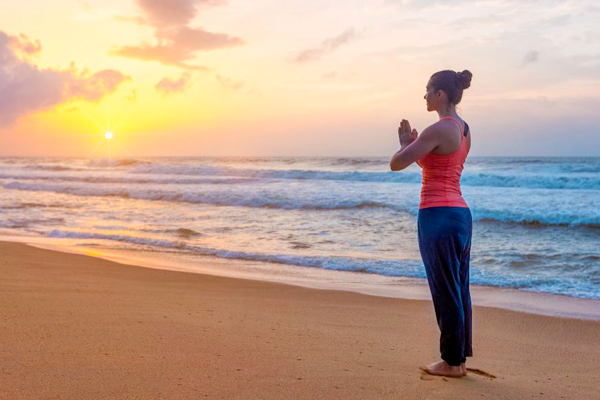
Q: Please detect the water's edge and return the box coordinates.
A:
[4,234,599,321]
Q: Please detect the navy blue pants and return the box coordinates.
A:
[417,206,473,366]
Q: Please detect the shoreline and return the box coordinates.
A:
[2,232,600,321]
[2,239,600,399]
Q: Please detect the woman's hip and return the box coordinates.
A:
[418,207,472,240]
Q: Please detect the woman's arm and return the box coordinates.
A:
[390,124,441,171]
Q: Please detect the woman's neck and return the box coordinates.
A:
[436,104,458,119]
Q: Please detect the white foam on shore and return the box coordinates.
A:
[3,233,599,322]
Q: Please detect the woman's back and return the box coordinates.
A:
[417,116,470,210]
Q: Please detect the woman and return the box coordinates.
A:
[390,70,473,378]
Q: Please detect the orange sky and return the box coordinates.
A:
[1,0,599,157]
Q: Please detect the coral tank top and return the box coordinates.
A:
[417,116,470,209]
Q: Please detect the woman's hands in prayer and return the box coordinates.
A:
[398,119,418,148]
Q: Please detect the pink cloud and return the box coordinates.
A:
[136,0,227,28]
[110,42,209,70]
[111,0,242,69]
[295,29,358,63]
[3,33,41,61]
[155,72,193,95]
[160,26,243,51]
[137,0,196,28]
[0,31,131,128]
[110,26,242,69]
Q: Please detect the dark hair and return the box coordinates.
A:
[429,70,472,105]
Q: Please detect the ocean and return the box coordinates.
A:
[1,156,599,300]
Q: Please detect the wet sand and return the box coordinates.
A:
[1,240,599,399]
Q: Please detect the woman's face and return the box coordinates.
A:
[424,80,441,112]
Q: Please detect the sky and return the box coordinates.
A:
[1,0,599,157]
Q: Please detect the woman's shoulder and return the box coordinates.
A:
[422,117,467,155]
[435,117,464,133]
[422,119,460,141]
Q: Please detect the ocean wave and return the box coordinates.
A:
[0,201,82,210]
[0,173,256,186]
[48,230,188,249]
[129,164,423,183]
[5,181,600,228]
[31,165,75,172]
[464,172,600,190]
[478,218,600,230]
[3,181,391,211]
[320,158,387,167]
[1,217,65,229]
[46,229,428,278]
[4,158,149,172]
[166,228,202,237]
[45,229,600,300]
[127,165,600,190]
[87,158,149,168]
[4,158,600,190]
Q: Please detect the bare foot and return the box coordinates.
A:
[461,363,467,376]
[419,361,464,378]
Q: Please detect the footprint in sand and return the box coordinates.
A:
[419,368,497,380]
[466,368,497,379]
[419,372,461,381]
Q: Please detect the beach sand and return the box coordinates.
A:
[1,240,599,399]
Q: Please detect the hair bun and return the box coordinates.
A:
[456,70,472,90]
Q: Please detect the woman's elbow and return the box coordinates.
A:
[390,159,405,171]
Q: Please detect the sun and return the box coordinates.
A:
[81,104,134,159]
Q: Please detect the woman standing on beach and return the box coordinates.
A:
[390,70,473,378]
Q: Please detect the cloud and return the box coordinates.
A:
[110,26,243,69]
[110,0,243,69]
[155,72,193,95]
[136,0,226,28]
[113,15,149,26]
[0,31,131,128]
[215,74,244,91]
[522,50,540,64]
[137,0,198,27]
[110,42,211,70]
[161,26,242,50]
[2,33,42,61]
[295,28,358,63]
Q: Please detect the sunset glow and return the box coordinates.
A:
[1,0,599,157]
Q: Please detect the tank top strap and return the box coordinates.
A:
[439,116,469,142]
[439,116,463,135]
